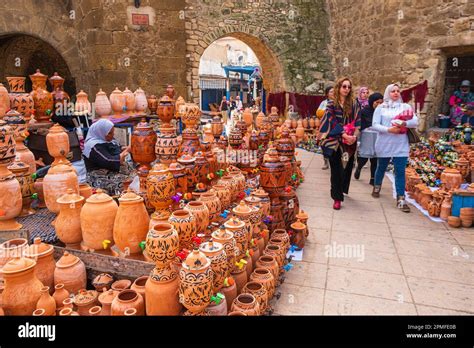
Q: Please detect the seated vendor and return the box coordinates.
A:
[449,80,474,125]
[83,119,133,195]
[461,103,474,127]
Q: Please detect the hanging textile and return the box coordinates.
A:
[401,80,428,112]
[267,92,286,115]
[289,93,325,117]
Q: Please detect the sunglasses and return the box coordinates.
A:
[341,85,351,89]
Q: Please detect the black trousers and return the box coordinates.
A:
[357,157,378,180]
[328,149,355,201]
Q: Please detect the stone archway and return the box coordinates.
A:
[187,25,287,104]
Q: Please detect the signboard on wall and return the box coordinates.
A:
[131,13,149,26]
[126,6,155,29]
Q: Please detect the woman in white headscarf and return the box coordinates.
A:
[371,83,418,212]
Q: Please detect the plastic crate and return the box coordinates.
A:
[451,192,474,217]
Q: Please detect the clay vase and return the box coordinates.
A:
[131,276,148,303]
[178,249,213,315]
[224,217,247,260]
[110,87,126,117]
[259,148,286,199]
[242,281,268,313]
[46,123,70,166]
[99,289,119,316]
[220,279,237,311]
[131,119,157,174]
[168,210,196,250]
[256,255,279,281]
[230,266,247,294]
[231,293,260,316]
[111,289,145,316]
[252,188,271,218]
[6,77,34,120]
[54,251,87,295]
[276,129,296,158]
[94,89,112,117]
[74,90,92,115]
[122,87,136,116]
[113,190,150,254]
[29,69,53,123]
[199,191,222,223]
[184,201,210,235]
[229,127,243,149]
[55,189,84,248]
[211,226,237,272]
[52,283,70,309]
[177,155,198,191]
[92,273,114,292]
[233,201,253,244]
[145,270,181,316]
[157,95,175,128]
[296,121,305,142]
[43,160,79,214]
[440,168,463,191]
[264,244,284,270]
[439,196,452,221]
[24,237,55,292]
[211,116,224,139]
[179,128,202,157]
[147,95,158,115]
[181,102,201,130]
[49,73,70,117]
[218,175,237,202]
[272,229,291,253]
[229,170,246,194]
[146,163,176,214]
[156,126,179,164]
[80,189,118,251]
[199,241,228,293]
[1,257,43,315]
[250,268,275,300]
[134,87,148,115]
[145,223,179,271]
[211,185,231,211]
[0,238,28,283]
[194,151,210,184]
[8,160,35,217]
[290,220,306,249]
[74,289,99,316]
[241,108,252,128]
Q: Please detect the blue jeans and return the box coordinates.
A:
[374,157,407,197]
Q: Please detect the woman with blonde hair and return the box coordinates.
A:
[320,77,361,210]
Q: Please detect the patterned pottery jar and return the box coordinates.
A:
[145,223,179,270]
[252,188,271,218]
[211,185,231,210]
[263,243,284,270]
[211,226,237,272]
[250,267,275,300]
[6,77,34,120]
[255,255,279,280]
[29,69,53,123]
[169,162,188,195]
[157,95,175,128]
[131,119,157,173]
[177,155,198,192]
[259,148,286,199]
[224,217,247,260]
[156,126,179,164]
[74,289,99,316]
[230,293,260,316]
[199,241,228,293]
[242,281,268,313]
[229,170,246,194]
[184,201,210,235]
[199,191,222,223]
[146,163,175,213]
[218,175,237,202]
[168,210,196,250]
[233,200,253,243]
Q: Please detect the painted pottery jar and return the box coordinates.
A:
[49,72,70,109]
[145,222,179,274]
[134,87,148,115]
[236,120,248,136]
[146,163,175,213]
[179,249,213,315]
[0,238,28,283]
[194,151,210,184]
[168,162,187,195]
[109,87,126,117]
[94,89,112,117]
[131,119,157,173]
[440,168,463,191]
[260,148,286,198]
[111,289,145,316]
[55,189,84,247]
[290,220,306,249]
[92,273,114,292]
[419,189,433,210]
[231,293,260,316]
[268,238,287,262]
[157,95,175,127]
[229,127,243,149]
[0,120,16,162]
[252,188,271,218]
[147,95,158,115]
[1,257,43,315]
[175,96,185,118]
[211,226,237,272]
[181,102,201,130]
[250,268,275,300]
[211,185,231,210]
[6,77,34,120]
[184,201,210,235]
[74,289,99,316]
[255,112,265,130]
[263,244,284,275]
[29,69,53,123]
[268,197,285,232]
[276,129,295,158]
[280,188,299,229]
[211,116,224,138]
[255,255,279,281]
[24,237,55,292]
[242,281,268,313]
[218,175,237,202]
[166,85,176,99]
[177,155,198,191]
[43,160,79,213]
[456,158,470,178]
[229,170,246,194]
[199,241,228,292]
[46,123,70,166]
[224,217,247,259]
[4,111,36,174]
[80,189,118,251]
[233,201,253,242]
[113,190,150,254]
[54,251,87,295]
[168,209,196,250]
[179,128,201,157]
[156,126,179,164]
[199,191,222,223]
[8,160,34,217]
[36,286,56,316]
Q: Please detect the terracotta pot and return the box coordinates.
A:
[4,111,35,174]
[168,163,187,196]
[1,257,43,315]
[111,289,145,316]
[33,178,47,208]
[49,73,70,117]
[157,95,175,127]
[122,87,135,116]
[230,267,247,294]
[276,129,295,158]
[145,272,181,316]
[156,126,179,164]
[199,191,222,223]
[439,196,452,221]
[178,129,201,157]
[211,185,230,211]
[447,216,461,228]
[113,190,150,254]
[0,238,28,284]
[146,163,175,213]
[194,151,210,184]
[55,189,84,247]
[54,251,87,295]
[242,281,268,313]
[52,283,70,309]
[211,226,237,272]
[263,244,284,271]
[168,210,196,250]
[35,286,56,316]
[233,200,253,244]
[74,90,92,115]
[88,306,102,316]
[8,159,35,217]
[147,95,158,115]
[24,237,55,292]
[98,289,119,316]
[181,103,201,130]
[290,220,306,249]
[419,190,433,210]
[250,267,275,300]
[79,183,92,199]
[178,249,213,315]
[229,127,243,149]
[58,308,78,316]
[260,148,286,199]
[177,155,199,191]
[6,77,34,120]
[184,201,210,235]
[92,273,114,292]
[229,170,246,194]
[111,279,132,292]
[131,119,157,173]
[207,296,228,316]
[149,210,170,230]
[43,161,79,214]
[224,217,247,260]
[231,293,260,316]
[134,87,148,114]
[252,188,271,218]
[441,168,463,191]
[220,280,237,311]
[80,189,118,251]
[199,241,228,293]
[131,276,148,303]
[218,175,237,202]
[255,255,279,281]
[211,116,224,138]
[74,289,99,316]
[29,69,53,123]
[145,223,179,270]
[271,229,291,252]
[109,87,126,117]
[94,89,112,117]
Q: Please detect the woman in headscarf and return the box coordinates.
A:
[354,92,383,185]
[356,86,369,109]
[371,84,418,212]
[83,119,132,195]
[319,77,361,210]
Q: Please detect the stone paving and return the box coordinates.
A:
[273,149,474,315]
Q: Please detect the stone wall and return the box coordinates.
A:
[327,0,474,131]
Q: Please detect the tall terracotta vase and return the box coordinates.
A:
[8,160,35,217]
[134,88,148,115]
[146,163,175,214]
[6,77,34,120]
[184,201,210,235]
[49,72,70,117]
[43,160,79,214]
[156,125,179,164]
[199,241,228,293]
[80,189,118,251]
[110,87,126,117]
[211,226,237,273]
[131,119,157,182]
[55,189,84,248]
[157,95,175,128]
[178,249,213,315]
[29,69,53,123]
[113,190,150,254]
[54,251,87,295]
[168,210,196,250]
[46,123,70,166]
[224,217,247,260]
[24,237,55,293]
[123,87,136,116]
[2,257,43,315]
[199,191,222,223]
[147,95,158,116]
[94,89,112,117]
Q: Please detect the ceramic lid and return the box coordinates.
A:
[111,87,123,94]
[29,69,47,79]
[244,196,261,205]
[178,155,196,164]
[74,289,98,306]
[123,87,132,94]
[96,88,107,96]
[49,72,64,82]
[291,220,306,231]
[1,257,36,274]
[212,226,233,240]
[151,210,170,221]
[224,217,245,230]
[169,162,185,172]
[252,188,269,198]
[118,189,143,203]
[8,160,29,174]
[3,109,23,120]
[199,241,224,255]
[296,210,308,219]
[98,289,119,305]
[57,188,84,204]
[182,249,210,271]
[24,237,54,258]
[86,188,113,204]
[149,163,171,175]
[233,201,252,215]
[76,90,88,98]
[56,251,80,268]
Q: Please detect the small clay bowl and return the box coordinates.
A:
[111,279,132,291]
[447,216,461,228]
[461,218,472,228]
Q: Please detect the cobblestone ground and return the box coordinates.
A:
[273,149,474,315]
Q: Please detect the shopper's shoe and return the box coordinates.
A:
[333,200,341,210]
[369,178,374,186]
[397,196,411,213]
[322,158,329,170]
[372,185,381,198]
[354,167,361,180]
